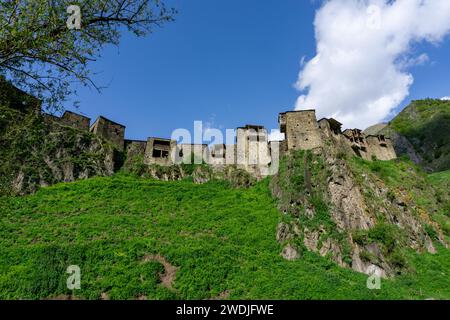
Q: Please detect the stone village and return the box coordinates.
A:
[43,108,397,178]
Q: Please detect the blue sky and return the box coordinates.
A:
[65,0,450,141]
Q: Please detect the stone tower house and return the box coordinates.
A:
[144,137,177,166]
[236,125,272,176]
[279,110,323,151]
[90,116,126,151]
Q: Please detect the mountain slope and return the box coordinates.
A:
[0,174,449,300]
[366,99,450,172]
[270,148,448,278]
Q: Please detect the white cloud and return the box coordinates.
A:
[398,53,429,69]
[295,0,450,129]
[268,129,285,142]
[441,96,450,101]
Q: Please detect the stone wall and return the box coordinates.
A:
[365,135,397,161]
[176,144,208,164]
[236,126,272,178]
[0,76,41,113]
[90,116,125,151]
[143,137,177,166]
[125,140,146,159]
[279,110,323,151]
[60,111,90,131]
[209,144,229,166]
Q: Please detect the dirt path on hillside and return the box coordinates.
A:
[143,254,178,291]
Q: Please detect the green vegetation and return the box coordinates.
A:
[1,174,449,300]
[274,150,345,247]
[350,156,439,215]
[428,170,450,238]
[349,156,427,190]
[389,99,450,172]
[0,105,116,196]
[346,156,450,273]
[350,156,449,236]
[353,223,408,271]
[0,1,175,112]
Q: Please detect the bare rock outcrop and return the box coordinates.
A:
[2,112,117,195]
[272,147,447,277]
[281,244,300,261]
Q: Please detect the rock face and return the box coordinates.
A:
[281,244,300,261]
[271,139,447,277]
[125,161,256,189]
[0,107,117,195]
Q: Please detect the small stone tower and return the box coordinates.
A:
[60,111,91,131]
[236,125,272,176]
[144,137,177,166]
[90,116,126,151]
[278,110,323,151]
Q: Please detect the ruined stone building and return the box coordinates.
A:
[279,110,323,151]
[236,125,272,177]
[208,144,228,166]
[364,134,397,161]
[177,143,209,164]
[144,137,177,166]
[278,110,397,162]
[1,76,397,179]
[90,116,126,151]
[60,111,91,131]
[44,111,91,131]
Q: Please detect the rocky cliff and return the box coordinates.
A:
[0,106,118,195]
[271,144,448,277]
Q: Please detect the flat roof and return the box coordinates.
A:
[148,137,173,142]
[63,110,91,120]
[237,124,266,130]
[94,115,126,128]
[317,117,343,126]
[179,143,208,146]
[279,109,316,115]
[343,128,363,133]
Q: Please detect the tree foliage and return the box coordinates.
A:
[0,0,176,112]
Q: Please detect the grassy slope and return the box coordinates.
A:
[428,170,450,237]
[428,170,450,186]
[0,174,449,300]
[389,99,450,172]
[349,156,450,244]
